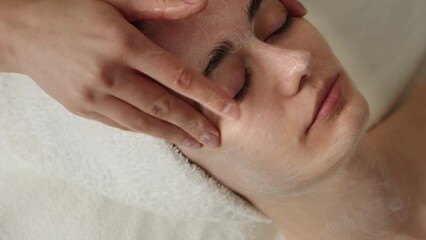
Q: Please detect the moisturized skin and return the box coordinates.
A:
[141,0,369,197]
[141,0,426,239]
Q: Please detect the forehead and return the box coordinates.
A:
[141,0,250,71]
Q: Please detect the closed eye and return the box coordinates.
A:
[234,16,295,101]
[234,68,252,101]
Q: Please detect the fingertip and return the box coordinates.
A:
[280,0,307,18]
[199,132,220,148]
[221,102,241,121]
[181,138,203,149]
[296,1,307,16]
[163,0,208,20]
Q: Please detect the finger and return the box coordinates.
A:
[109,71,220,147]
[106,0,208,21]
[280,0,307,17]
[127,35,240,121]
[83,111,131,131]
[94,95,203,149]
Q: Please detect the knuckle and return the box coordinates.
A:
[97,76,115,89]
[172,67,193,89]
[84,66,115,90]
[105,26,133,56]
[149,97,172,118]
[76,86,96,105]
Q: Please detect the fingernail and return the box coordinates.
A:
[206,127,220,138]
[222,102,240,121]
[296,0,307,15]
[199,132,219,148]
[182,138,202,149]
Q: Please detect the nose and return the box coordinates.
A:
[247,41,312,96]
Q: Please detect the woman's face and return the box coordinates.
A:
[141,0,370,199]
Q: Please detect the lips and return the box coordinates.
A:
[306,73,340,132]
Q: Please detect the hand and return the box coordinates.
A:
[107,0,307,21]
[3,0,240,149]
[280,0,308,17]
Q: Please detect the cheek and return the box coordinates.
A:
[315,78,370,157]
[184,82,370,198]
[300,75,371,188]
[216,108,309,195]
[307,74,371,155]
[212,80,369,197]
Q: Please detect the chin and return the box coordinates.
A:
[299,77,371,187]
[327,81,371,165]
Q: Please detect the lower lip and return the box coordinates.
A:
[310,76,342,129]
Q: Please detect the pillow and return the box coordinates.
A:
[304,0,426,128]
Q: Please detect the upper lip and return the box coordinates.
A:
[306,73,340,132]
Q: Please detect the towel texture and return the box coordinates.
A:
[0,155,281,240]
[0,72,268,223]
[1,0,425,239]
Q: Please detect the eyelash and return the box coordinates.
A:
[234,16,295,101]
[269,16,295,39]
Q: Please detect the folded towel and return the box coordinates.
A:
[0,155,281,240]
[0,72,267,223]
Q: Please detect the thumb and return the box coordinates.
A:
[107,0,208,21]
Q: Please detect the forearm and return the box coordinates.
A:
[0,0,22,73]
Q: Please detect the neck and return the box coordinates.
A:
[252,135,425,240]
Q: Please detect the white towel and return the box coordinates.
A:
[0,72,268,223]
[1,0,425,239]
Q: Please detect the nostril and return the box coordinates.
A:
[288,50,312,96]
[297,74,310,94]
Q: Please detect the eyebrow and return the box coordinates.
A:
[203,41,234,76]
[202,0,263,76]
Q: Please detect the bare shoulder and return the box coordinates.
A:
[368,79,426,160]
